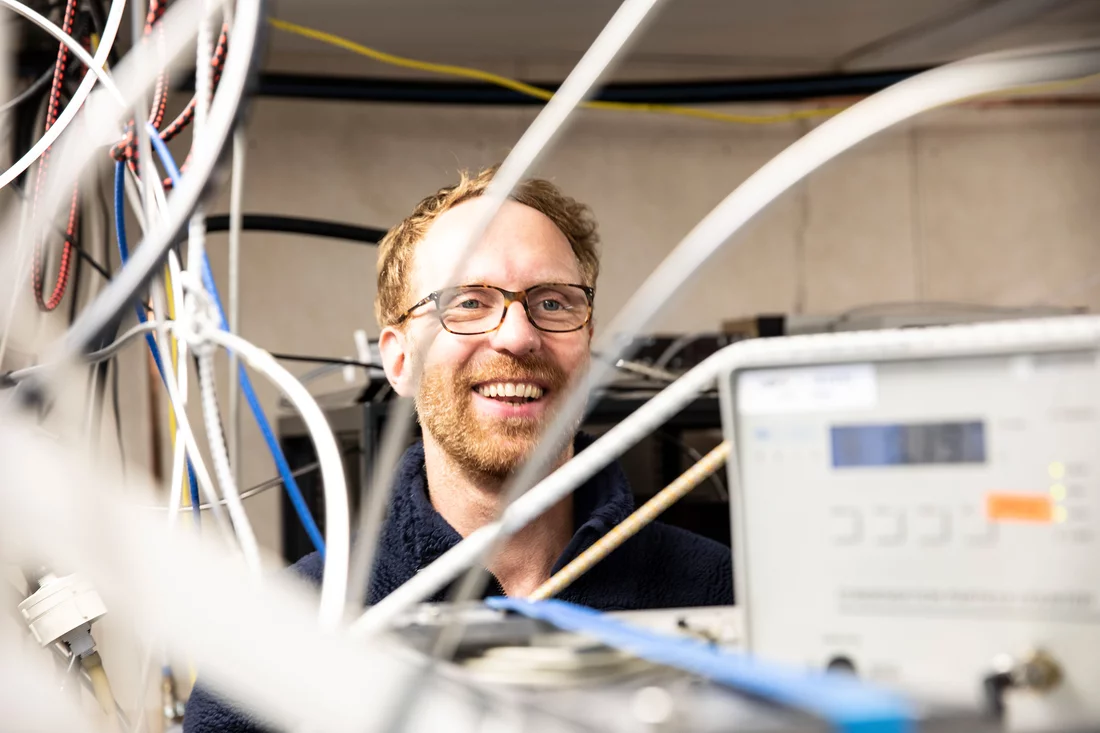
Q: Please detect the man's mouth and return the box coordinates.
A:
[473,381,546,404]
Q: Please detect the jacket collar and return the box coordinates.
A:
[378,433,634,600]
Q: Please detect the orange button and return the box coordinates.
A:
[986,493,1053,523]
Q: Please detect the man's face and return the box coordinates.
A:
[380,198,592,478]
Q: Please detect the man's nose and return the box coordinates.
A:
[488,301,541,355]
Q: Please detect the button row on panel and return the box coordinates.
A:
[829,506,994,547]
[829,504,1096,547]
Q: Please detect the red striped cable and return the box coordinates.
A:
[112,17,230,197]
[30,0,81,312]
[146,0,170,128]
[159,23,230,145]
[160,24,230,190]
[34,187,81,311]
[110,0,170,161]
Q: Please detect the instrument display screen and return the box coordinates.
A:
[831,421,986,468]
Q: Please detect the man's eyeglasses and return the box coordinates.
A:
[394,283,594,335]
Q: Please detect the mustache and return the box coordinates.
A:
[458,353,569,390]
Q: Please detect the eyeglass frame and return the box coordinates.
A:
[392,282,595,335]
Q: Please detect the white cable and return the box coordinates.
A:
[6,322,159,382]
[181,222,261,572]
[149,265,204,543]
[350,42,1100,636]
[56,0,249,359]
[149,314,234,541]
[176,1,216,529]
[122,165,149,233]
[0,0,227,294]
[346,0,669,610]
[151,177,170,220]
[0,0,126,191]
[185,0,213,331]
[172,326,351,628]
[492,39,1100,568]
[198,347,261,572]
[353,314,1100,636]
[0,417,481,733]
[166,405,187,530]
[82,363,101,443]
[228,129,245,492]
[0,0,126,107]
[194,0,214,132]
[453,0,665,259]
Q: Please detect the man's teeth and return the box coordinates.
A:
[476,383,544,400]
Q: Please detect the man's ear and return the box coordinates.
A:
[379,325,415,397]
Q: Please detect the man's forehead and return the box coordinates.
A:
[411,198,580,291]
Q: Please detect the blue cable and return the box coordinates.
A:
[114,161,202,521]
[145,128,327,557]
[114,162,165,377]
[487,598,917,733]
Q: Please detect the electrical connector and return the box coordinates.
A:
[17,573,107,655]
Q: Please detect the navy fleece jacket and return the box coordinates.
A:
[183,435,732,732]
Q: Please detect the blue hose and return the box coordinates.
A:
[489,598,918,733]
[145,129,327,557]
[114,161,202,521]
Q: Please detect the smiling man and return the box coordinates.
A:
[366,166,733,602]
[182,167,731,732]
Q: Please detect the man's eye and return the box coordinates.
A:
[457,299,483,309]
[538,299,566,311]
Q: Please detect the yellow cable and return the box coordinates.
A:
[270,18,1100,127]
[163,264,191,517]
[164,270,197,686]
[269,18,845,125]
[986,71,1100,98]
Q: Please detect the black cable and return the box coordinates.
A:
[102,205,126,469]
[0,66,55,116]
[3,5,92,116]
[10,181,108,280]
[110,356,125,469]
[269,352,380,370]
[85,0,106,35]
[222,68,930,106]
[189,446,362,510]
[68,210,84,324]
[202,214,386,245]
[90,360,109,442]
[84,0,120,66]
[72,244,111,281]
[9,73,50,192]
[8,175,114,285]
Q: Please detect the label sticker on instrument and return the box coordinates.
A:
[738,364,877,415]
[987,493,1054,523]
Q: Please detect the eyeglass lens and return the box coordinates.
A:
[438,285,590,334]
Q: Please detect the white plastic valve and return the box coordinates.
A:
[18,574,107,649]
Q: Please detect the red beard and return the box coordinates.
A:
[415,352,575,478]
